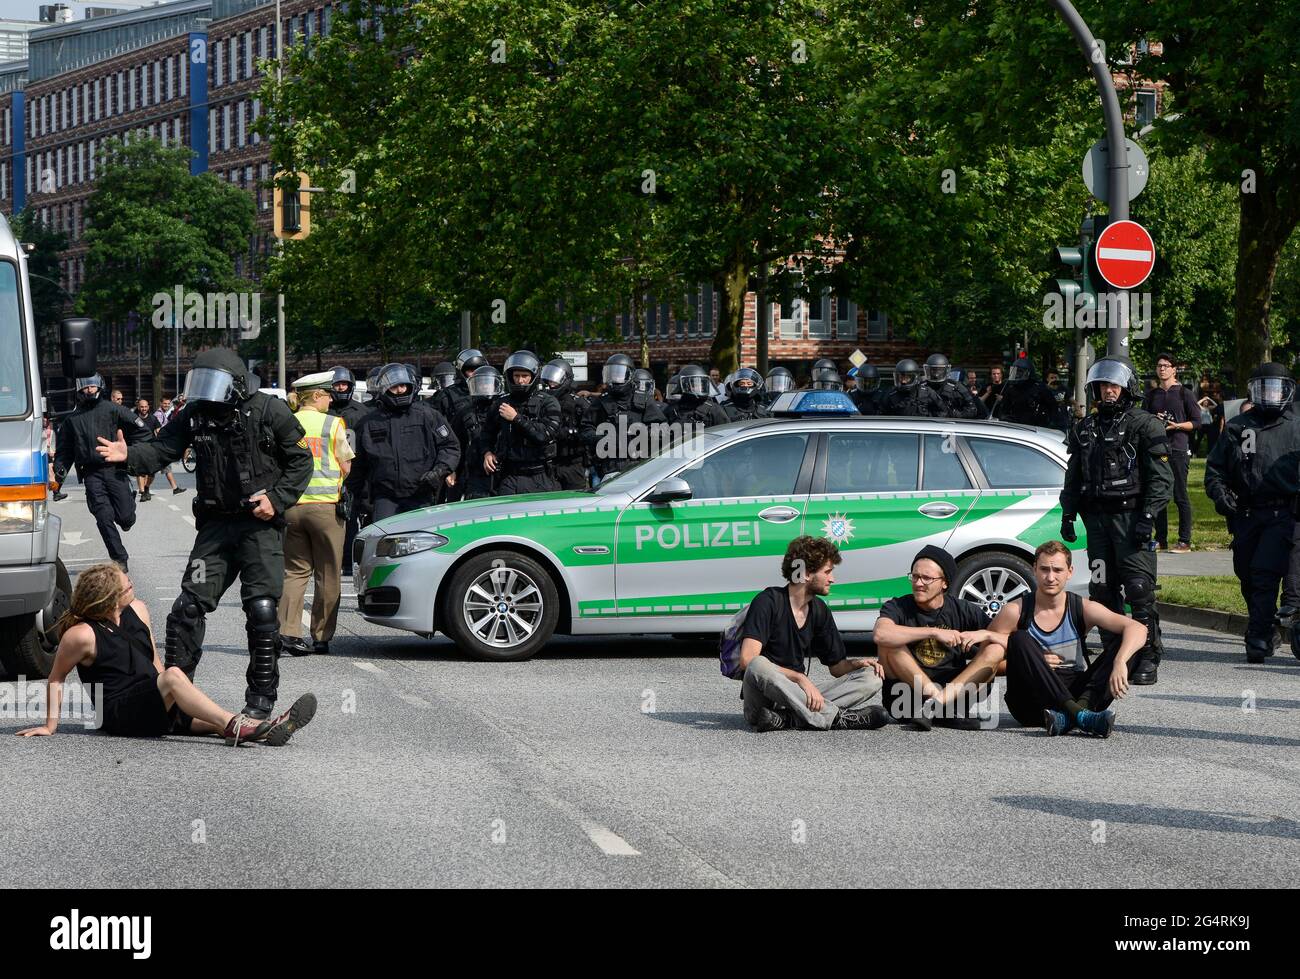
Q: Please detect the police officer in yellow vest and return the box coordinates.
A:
[279,372,356,655]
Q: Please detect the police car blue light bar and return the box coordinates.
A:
[770,391,860,416]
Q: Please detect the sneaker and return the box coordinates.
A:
[1043,708,1074,736]
[1075,709,1116,738]
[222,713,270,746]
[1170,542,1191,554]
[263,693,318,746]
[1154,542,1168,551]
[751,707,791,732]
[52,491,67,501]
[935,715,984,731]
[280,635,312,656]
[312,640,330,656]
[910,698,937,731]
[139,491,152,502]
[832,705,890,730]
[173,486,187,495]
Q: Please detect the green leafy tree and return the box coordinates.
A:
[9,210,69,367]
[79,138,256,404]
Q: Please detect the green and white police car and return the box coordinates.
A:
[353,392,1088,661]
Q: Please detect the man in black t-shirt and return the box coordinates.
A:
[737,536,888,732]
[873,545,1007,729]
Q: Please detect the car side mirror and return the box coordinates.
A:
[60,317,97,379]
[644,477,692,505]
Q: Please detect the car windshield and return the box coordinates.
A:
[592,430,725,494]
[0,262,29,418]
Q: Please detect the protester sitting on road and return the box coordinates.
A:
[737,535,888,732]
[873,545,1007,729]
[986,540,1147,738]
[15,564,316,746]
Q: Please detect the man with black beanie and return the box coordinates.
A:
[871,545,1007,729]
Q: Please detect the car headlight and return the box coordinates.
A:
[375,532,448,557]
[0,502,35,534]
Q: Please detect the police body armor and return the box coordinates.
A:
[1075,409,1142,509]
[189,398,283,517]
[588,391,658,476]
[555,392,588,466]
[488,390,559,469]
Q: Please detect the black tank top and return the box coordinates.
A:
[76,606,157,708]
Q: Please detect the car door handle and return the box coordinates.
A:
[758,505,801,523]
[918,502,959,519]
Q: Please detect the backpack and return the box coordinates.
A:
[719,603,752,679]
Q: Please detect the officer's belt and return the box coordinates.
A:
[501,464,550,475]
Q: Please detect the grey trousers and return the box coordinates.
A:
[741,656,882,731]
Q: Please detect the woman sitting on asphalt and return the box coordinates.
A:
[16,563,315,747]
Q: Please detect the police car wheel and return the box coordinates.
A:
[443,552,560,662]
[954,552,1034,620]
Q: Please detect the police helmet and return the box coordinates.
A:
[894,358,921,391]
[1008,356,1036,383]
[328,366,356,410]
[665,373,682,401]
[765,366,795,396]
[1085,356,1141,410]
[810,366,843,391]
[540,358,573,395]
[729,367,763,404]
[602,353,636,396]
[678,364,711,398]
[184,348,253,411]
[813,358,837,373]
[632,368,656,396]
[455,348,488,376]
[432,361,458,391]
[503,350,541,397]
[376,362,418,410]
[856,364,880,393]
[467,365,505,400]
[1247,362,1296,416]
[924,352,951,385]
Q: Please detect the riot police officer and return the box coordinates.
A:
[633,368,657,399]
[53,374,152,570]
[722,367,770,421]
[883,358,944,416]
[661,372,683,422]
[850,364,885,416]
[925,352,986,419]
[809,364,844,391]
[674,364,730,428]
[762,366,795,408]
[541,358,591,491]
[433,348,488,432]
[479,350,562,495]
[1060,356,1173,685]
[581,353,668,481]
[1205,363,1300,662]
[326,366,371,576]
[449,365,504,500]
[992,355,1061,428]
[363,366,383,405]
[96,348,313,719]
[351,363,461,520]
[431,361,458,398]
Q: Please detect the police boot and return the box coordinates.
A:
[1276,604,1298,628]
[1245,636,1272,665]
[164,593,207,680]
[1291,622,1300,661]
[243,597,281,720]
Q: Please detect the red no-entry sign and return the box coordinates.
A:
[1095,220,1156,289]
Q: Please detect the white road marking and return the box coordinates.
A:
[182,515,195,528]
[580,822,641,857]
[168,504,180,512]
[352,661,384,674]
[397,692,431,709]
[60,532,88,546]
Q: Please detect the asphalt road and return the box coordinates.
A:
[4,467,1299,888]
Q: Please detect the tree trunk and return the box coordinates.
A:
[1233,179,1297,391]
[635,288,648,369]
[710,247,748,375]
[150,322,166,406]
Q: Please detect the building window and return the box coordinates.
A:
[180,54,187,97]
[833,295,856,339]
[1136,89,1158,127]
[229,36,237,81]
[209,109,217,153]
[323,5,333,34]
[215,41,224,87]
[174,117,182,145]
[154,60,162,103]
[259,26,269,60]
[245,32,254,79]
[807,288,830,339]
[866,310,888,341]
[779,289,802,339]
[118,72,126,114]
[222,104,232,150]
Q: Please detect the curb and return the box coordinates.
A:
[1158,601,1290,644]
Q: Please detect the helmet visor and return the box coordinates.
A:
[1085,359,1134,390]
[468,369,504,398]
[1248,376,1295,409]
[924,364,949,383]
[856,374,879,392]
[1008,362,1032,382]
[681,374,711,397]
[603,363,632,386]
[633,373,656,395]
[76,374,104,392]
[539,363,569,389]
[377,364,416,393]
[765,373,794,394]
[182,367,237,405]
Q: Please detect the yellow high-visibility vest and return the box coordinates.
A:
[297,409,344,504]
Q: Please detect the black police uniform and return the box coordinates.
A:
[329,397,371,572]
[54,397,152,567]
[581,390,668,479]
[553,390,591,491]
[478,388,563,495]
[351,398,461,521]
[849,388,886,416]
[1204,401,1300,659]
[930,379,987,419]
[993,377,1061,428]
[1061,404,1174,683]
[434,381,472,502]
[127,386,313,717]
[722,395,770,422]
[882,383,944,417]
[673,393,730,429]
[451,397,497,499]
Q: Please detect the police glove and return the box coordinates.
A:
[1059,513,1077,543]
[1212,491,1238,518]
[1134,513,1154,546]
[419,466,449,491]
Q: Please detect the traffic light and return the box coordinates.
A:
[273,171,311,240]
[1050,217,1099,331]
